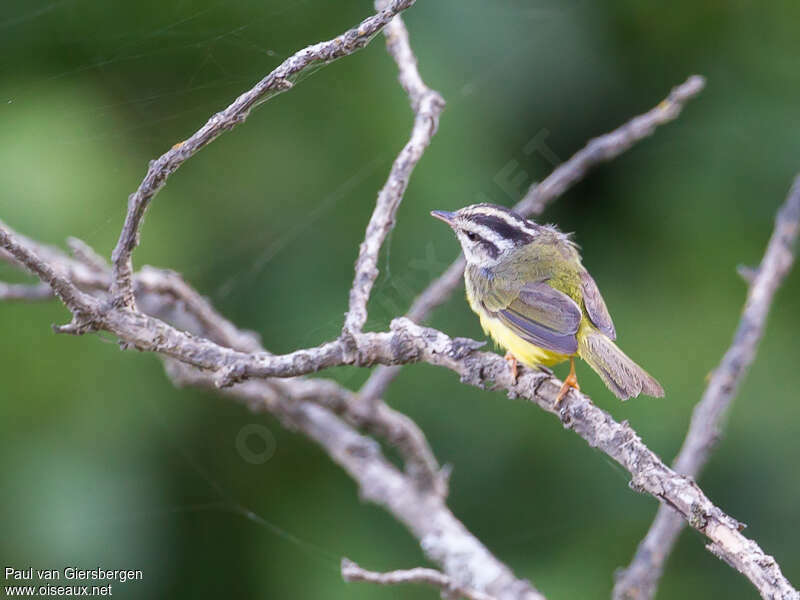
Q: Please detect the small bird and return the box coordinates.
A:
[431,203,664,403]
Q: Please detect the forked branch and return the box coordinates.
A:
[109,0,418,310]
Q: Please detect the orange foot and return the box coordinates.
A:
[504,351,518,382]
[555,356,580,408]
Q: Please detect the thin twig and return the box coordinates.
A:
[359,75,706,404]
[342,2,444,336]
[342,558,497,600]
[109,0,419,310]
[613,176,800,600]
[515,75,705,216]
[0,226,109,293]
[339,1,448,494]
[0,227,98,321]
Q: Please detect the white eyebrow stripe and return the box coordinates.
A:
[490,209,539,237]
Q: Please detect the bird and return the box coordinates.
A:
[431,203,664,404]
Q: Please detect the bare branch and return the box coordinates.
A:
[514,75,705,216]
[1,228,531,597]
[166,362,545,600]
[340,3,449,496]
[342,558,497,600]
[0,225,98,322]
[3,214,796,597]
[359,75,706,404]
[0,229,108,294]
[122,278,544,596]
[359,255,466,402]
[614,176,800,600]
[343,4,444,335]
[0,221,446,495]
[109,0,419,310]
[157,280,446,490]
[480,353,797,600]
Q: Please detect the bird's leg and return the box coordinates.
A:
[504,351,518,382]
[555,356,580,407]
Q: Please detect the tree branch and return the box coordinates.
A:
[343,1,444,336]
[109,0,419,310]
[2,219,797,598]
[514,75,705,216]
[338,2,449,495]
[359,74,706,404]
[0,223,445,489]
[342,558,497,600]
[0,222,542,599]
[613,176,800,600]
[0,224,99,323]
[168,362,545,600]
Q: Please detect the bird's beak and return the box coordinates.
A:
[430,210,455,226]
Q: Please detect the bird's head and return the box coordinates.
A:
[431,203,540,267]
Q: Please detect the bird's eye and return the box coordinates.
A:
[466,232,478,242]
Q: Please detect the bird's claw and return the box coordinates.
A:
[554,375,580,408]
[504,351,518,383]
[554,357,580,408]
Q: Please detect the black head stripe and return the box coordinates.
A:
[464,229,501,258]
[470,214,535,245]
[479,238,500,258]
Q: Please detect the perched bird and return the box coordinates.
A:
[431,203,664,403]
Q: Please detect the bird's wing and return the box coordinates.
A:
[486,280,582,355]
[580,271,616,340]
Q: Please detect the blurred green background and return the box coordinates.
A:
[1,1,798,598]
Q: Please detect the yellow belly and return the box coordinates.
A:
[476,307,571,368]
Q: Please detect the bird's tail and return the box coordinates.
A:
[578,329,664,400]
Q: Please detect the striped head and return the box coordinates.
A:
[431,203,541,267]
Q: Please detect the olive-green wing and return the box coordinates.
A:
[485,280,581,355]
[581,271,616,340]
